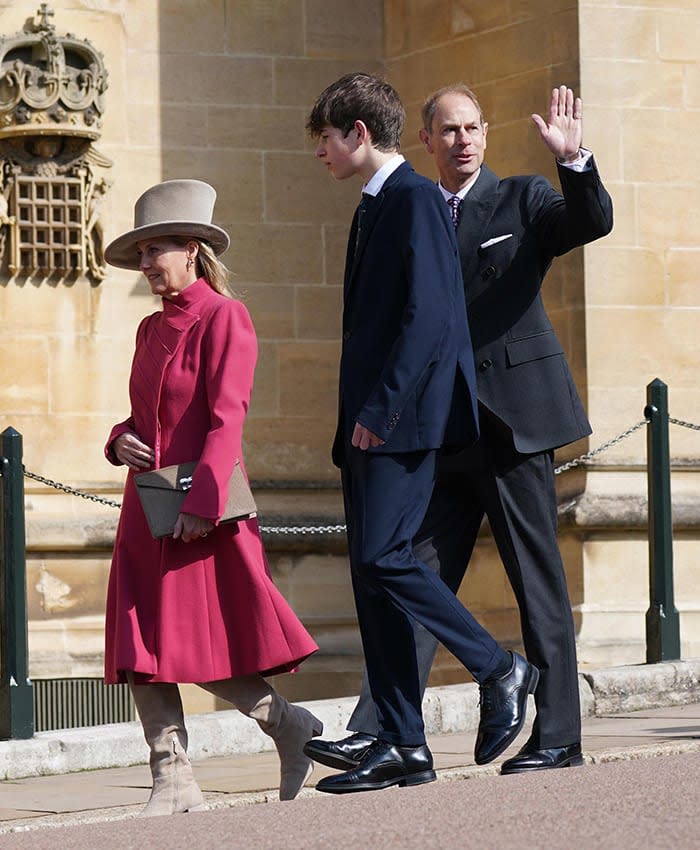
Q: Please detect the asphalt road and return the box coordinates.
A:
[1,752,698,849]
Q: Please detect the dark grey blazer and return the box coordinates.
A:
[457,159,613,453]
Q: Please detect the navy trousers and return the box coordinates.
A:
[348,430,581,749]
[342,446,506,747]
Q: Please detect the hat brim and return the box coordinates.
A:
[104,221,230,270]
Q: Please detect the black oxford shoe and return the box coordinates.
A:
[501,741,584,774]
[315,739,436,794]
[474,651,539,765]
[303,732,376,770]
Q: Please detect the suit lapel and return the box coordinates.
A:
[344,162,410,302]
[456,165,500,303]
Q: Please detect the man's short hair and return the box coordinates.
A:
[307,72,405,152]
[421,84,485,133]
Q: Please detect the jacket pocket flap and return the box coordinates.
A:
[506,332,563,366]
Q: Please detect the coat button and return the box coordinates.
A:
[481,265,496,279]
[343,331,352,341]
[479,359,493,372]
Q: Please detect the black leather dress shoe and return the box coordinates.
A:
[315,739,436,794]
[474,651,539,765]
[501,741,584,774]
[303,732,376,770]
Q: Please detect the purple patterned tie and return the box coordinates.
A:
[447,195,461,229]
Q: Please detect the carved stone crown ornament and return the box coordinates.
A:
[0,4,112,281]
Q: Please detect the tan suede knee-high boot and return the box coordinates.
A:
[128,675,206,816]
[199,675,323,801]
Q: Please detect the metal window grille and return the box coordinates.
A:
[32,678,134,732]
[10,175,86,276]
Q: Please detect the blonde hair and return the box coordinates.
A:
[195,240,231,294]
[172,237,231,295]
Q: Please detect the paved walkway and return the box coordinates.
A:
[1,702,699,837]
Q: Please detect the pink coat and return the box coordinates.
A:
[104,278,318,684]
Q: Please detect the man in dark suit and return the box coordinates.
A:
[306,85,613,776]
[304,73,539,794]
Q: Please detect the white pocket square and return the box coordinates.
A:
[480,234,513,249]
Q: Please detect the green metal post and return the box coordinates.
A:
[0,427,34,739]
[643,380,681,663]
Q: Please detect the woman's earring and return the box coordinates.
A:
[186,256,194,271]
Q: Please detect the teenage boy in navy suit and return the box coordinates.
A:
[304,73,538,794]
[306,84,613,778]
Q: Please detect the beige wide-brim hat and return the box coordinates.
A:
[104,179,230,270]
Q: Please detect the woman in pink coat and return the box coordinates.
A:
[103,179,322,814]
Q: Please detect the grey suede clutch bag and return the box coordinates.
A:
[134,460,257,539]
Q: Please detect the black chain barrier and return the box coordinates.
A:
[18,415,700,536]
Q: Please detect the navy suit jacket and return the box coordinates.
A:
[458,159,613,453]
[332,161,478,468]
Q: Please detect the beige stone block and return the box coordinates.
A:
[324,225,351,285]
[160,54,274,105]
[686,64,700,109]
[0,337,48,415]
[450,0,510,36]
[582,538,648,607]
[550,9,579,66]
[667,249,700,307]
[459,543,515,610]
[585,389,648,466]
[0,279,93,335]
[264,151,359,225]
[124,102,163,148]
[125,48,160,107]
[27,557,110,619]
[420,43,481,107]
[244,417,337,481]
[91,269,160,339]
[295,285,342,340]
[603,182,636,247]
[589,307,698,395]
[393,0,452,54]
[3,413,130,486]
[180,684,217,716]
[226,0,304,55]
[583,60,684,111]
[226,223,323,284]
[580,8,658,61]
[207,106,306,151]
[486,121,536,177]
[278,341,340,417]
[146,0,227,53]
[567,104,622,181]
[124,0,158,41]
[585,246,665,306]
[637,185,700,253]
[241,284,295,339]
[675,538,700,608]
[274,58,381,107]
[160,150,263,224]
[658,9,700,62]
[281,554,355,618]
[516,0,578,17]
[478,69,551,128]
[249,341,278,418]
[623,109,700,185]
[468,18,556,87]
[49,335,133,415]
[305,0,383,59]
[386,52,429,112]
[157,104,209,149]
